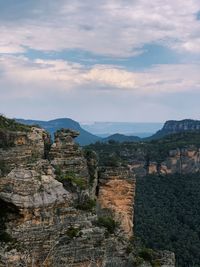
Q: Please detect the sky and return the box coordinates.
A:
[0,0,200,122]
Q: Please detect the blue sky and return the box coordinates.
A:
[0,0,200,122]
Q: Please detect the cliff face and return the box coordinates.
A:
[0,121,175,267]
[130,146,200,177]
[163,120,200,133]
[0,127,50,174]
[150,119,200,140]
[0,126,132,267]
[98,167,135,238]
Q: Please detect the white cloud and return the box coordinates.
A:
[0,0,200,57]
[0,55,199,97]
[84,66,137,89]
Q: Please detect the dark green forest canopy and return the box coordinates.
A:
[134,173,200,267]
[86,131,200,166]
[87,132,200,266]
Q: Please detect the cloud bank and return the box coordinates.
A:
[0,0,200,57]
[0,0,199,121]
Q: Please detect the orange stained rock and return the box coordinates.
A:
[98,178,135,238]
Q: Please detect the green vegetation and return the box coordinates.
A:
[0,201,18,245]
[133,256,144,266]
[0,232,13,243]
[95,216,118,234]
[0,115,31,149]
[138,248,154,261]
[89,131,200,266]
[56,171,87,190]
[76,198,96,212]
[84,149,97,185]
[0,115,31,132]
[151,259,161,267]
[87,131,200,167]
[0,160,10,176]
[126,243,162,267]
[44,139,52,159]
[65,226,81,239]
[135,173,200,267]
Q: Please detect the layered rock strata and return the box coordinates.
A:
[0,127,130,267]
[0,125,175,267]
[130,146,200,177]
[98,167,135,238]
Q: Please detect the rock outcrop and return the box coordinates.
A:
[98,167,135,238]
[0,126,131,267]
[150,119,200,140]
[0,118,175,267]
[0,127,50,173]
[130,146,200,177]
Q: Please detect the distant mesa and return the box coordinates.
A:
[148,119,200,140]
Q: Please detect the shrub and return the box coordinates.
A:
[76,198,96,212]
[138,248,154,261]
[95,216,118,234]
[56,171,87,190]
[65,227,80,239]
[0,161,10,176]
[126,244,133,254]
[134,256,144,266]
[0,115,31,132]
[151,259,161,267]
[0,232,14,243]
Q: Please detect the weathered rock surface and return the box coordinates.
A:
[150,119,200,140]
[0,124,175,267]
[0,127,50,172]
[130,146,200,177]
[162,119,200,133]
[0,127,130,267]
[49,129,89,188]
[98,167,135,238]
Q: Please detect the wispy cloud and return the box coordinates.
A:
[0,55,199,95]
[0,0,200,57]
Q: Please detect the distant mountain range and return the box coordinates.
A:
[16,118,100,146]
[16,118,200,145]
[81,121,163,138]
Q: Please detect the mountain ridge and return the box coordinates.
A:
[148,119,200,140]
[16,118,101,146]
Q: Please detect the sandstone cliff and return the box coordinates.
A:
[150,119,200,140]
[98,167,135,238]
[0,117,175,267]
[129,146,200,177]
[0,125,130,267]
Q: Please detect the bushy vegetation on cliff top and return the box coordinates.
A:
[87,131,200,166]
[0,115,31,132]
[0,115,31,149]
[88,132,200,266]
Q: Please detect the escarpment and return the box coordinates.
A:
[89,131,200,179]
[0,124,132,267]
[130,146,200,177]
[0,118,175,267]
